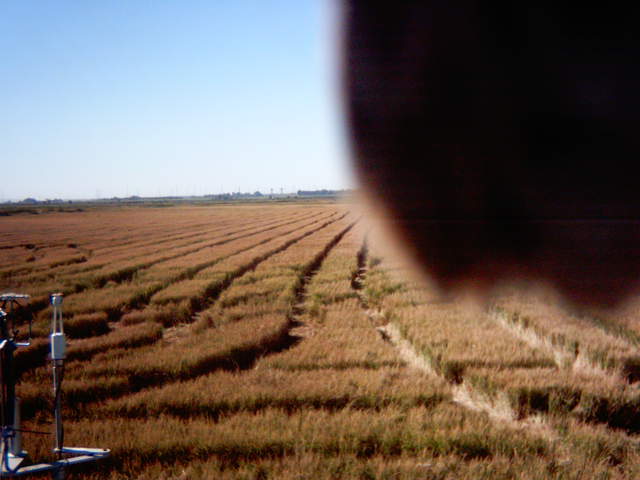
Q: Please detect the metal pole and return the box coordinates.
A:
[0,311,14,433]
[11,397,20,456]
[0,310,15,475]
[50,294,66,460]
[52,360,63,457]
[52,465,65,480]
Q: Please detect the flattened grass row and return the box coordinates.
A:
[363,241,640,441]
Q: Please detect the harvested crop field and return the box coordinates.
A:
[2,202,640,479]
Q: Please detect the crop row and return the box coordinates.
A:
[17,212,356,418]
[55,211,340,322]
[0,206,285,274]
[11,209,330,313]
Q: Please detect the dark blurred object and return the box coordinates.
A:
[343,2,640,306]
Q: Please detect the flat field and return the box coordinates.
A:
[2,202,640,479]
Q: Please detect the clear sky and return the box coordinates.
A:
[0,1,353,200]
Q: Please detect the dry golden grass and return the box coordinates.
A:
[150,211,339,307]
[3,206,328,311]
[27,211,337,327]
[23,405,557,478]
[5,203,640,478]
[461,364,640,432]
[18,313,293,419]
[193,216,355,327]
[491,287,640,378]
[587,296,640,342]
[100,367,448,420]
[98,452,640,480]
[29,400,640,480]
[392,304,555,382]
[361,243,640,440]
[262,307,402,371]
[66,323,164,361]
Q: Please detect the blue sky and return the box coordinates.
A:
[0,1,353,200]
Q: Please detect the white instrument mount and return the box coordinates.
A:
[0,293,109,478]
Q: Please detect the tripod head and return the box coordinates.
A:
[0,295,31,346]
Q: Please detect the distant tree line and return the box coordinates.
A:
[296,189,353,197]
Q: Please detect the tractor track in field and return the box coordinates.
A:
[352,236,390,328]
[26,211,335,313]
[287,221,358,337]
[352,243,559,441]
[350,234,368,300]
[352,245,640,438]
[376,321,559,439]
[488,307,578,371]
[487,307,639,383]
